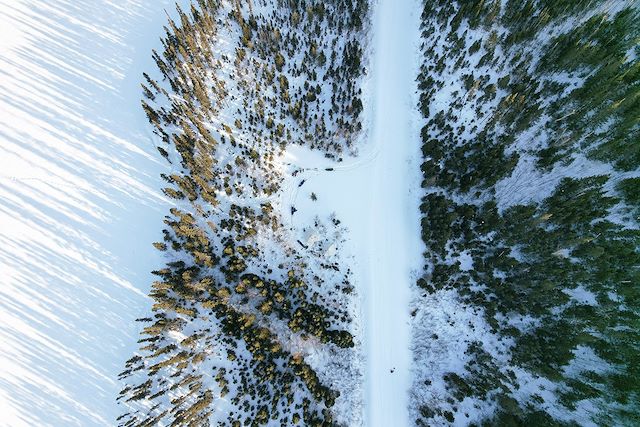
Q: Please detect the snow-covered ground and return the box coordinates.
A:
[0,1,190,425]
[280,0,423,425]
[0,0,423,425]
[365,0,423,424]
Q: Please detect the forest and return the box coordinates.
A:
[118,0,369,426]
[412,0,639,425]
[117,0,639,425]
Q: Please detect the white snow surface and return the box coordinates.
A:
[0,0,425,425]
[0,1,191,426]
[280,0,423,425]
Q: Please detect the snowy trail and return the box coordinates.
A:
[0,1,190,425]
[281,0,422,425]
[366,0,422,425]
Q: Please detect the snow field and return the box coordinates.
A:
[0,0,427,425]
[0,1,191,425]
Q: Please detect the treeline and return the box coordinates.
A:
[119,0,368,426]
[414,0,639,425]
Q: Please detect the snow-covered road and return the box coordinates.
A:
[366,0,422,425]
[282,0,423,424]
[0,1,189,425]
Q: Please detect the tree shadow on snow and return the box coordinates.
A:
[0,0,191,425]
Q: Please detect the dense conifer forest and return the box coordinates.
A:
[113,0,639,425]
[117,1,369,425]
[10,0,640,425]
[412,0,639,425]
